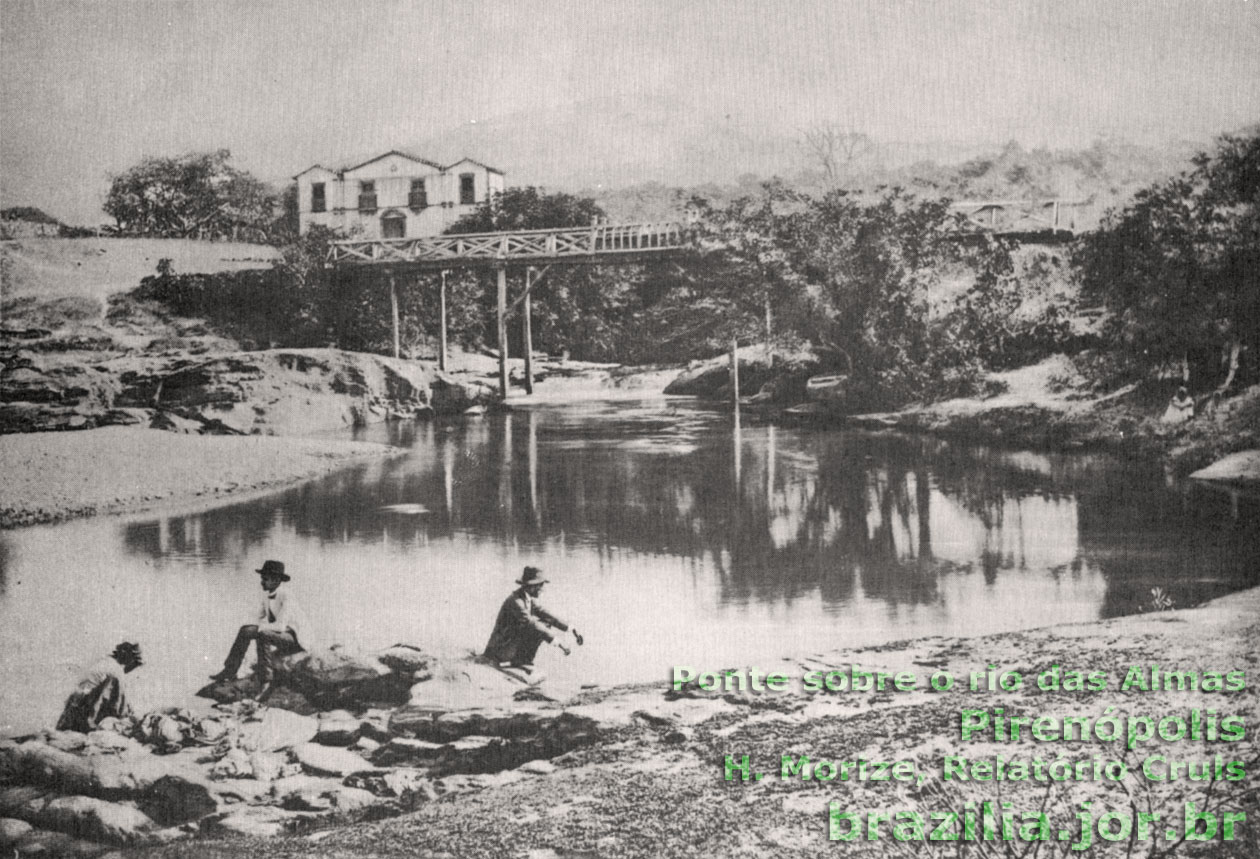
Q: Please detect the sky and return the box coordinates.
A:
[2,0,1258,226]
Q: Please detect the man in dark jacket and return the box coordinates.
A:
[483,567,582,671]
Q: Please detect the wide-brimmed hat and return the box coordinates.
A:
[516,566,548,586]
[112,641,143,666]
[256,560,290,581]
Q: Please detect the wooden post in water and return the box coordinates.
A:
[764,295,773,364]
[522,268,535,395]
[389,275,401,359]
[729,338,740,416]
[438,269,448,372]
[496,265,509,398]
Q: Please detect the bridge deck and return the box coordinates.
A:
[328,202,1086,270]
[328,221,689,269]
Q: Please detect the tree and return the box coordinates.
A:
[446,186,604,233]
[692,183,1021,408]
[800,126,875,186]
[1074,130,1260,391]
[103,149,279,241]
[445,187,636,360]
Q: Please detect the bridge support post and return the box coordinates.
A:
[389,275,401,359]
[496,265,509,398]
[522,268,535,395]
[439,270,448,372]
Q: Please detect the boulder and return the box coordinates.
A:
[206,805,315,839]
[291,744,375,778]
[342,768,432,799]
[38,796,157,845]
[517,759,558,776]
[429,373,496,414]
[280,647,411,708]
[11,826,111,857]
[314,711,361,747]
[376,644,432,676]
[236,708,319,752]
[247,751,288,783]
[354,737,381,754]
[405,657,526,713]
[0,817,33,845]
[369,738,445,767]
[0,743,219,829]
[0,789,157,846]
[0,786,47,820]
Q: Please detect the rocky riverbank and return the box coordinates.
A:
[2,586,1254,858]
[670,350,1260,482]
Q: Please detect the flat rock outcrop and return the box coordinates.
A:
[0,346,499,435]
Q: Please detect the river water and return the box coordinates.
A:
[2,397,1257,735]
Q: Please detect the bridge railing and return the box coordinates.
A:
[328,221,689,266]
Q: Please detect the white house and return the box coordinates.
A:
[294,151,505,238]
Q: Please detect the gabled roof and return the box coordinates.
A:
[292,164,337,180]
[294,151,504,181]
[445,157,504,175]
[343,149,445,174]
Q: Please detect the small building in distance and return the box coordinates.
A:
[294,151,505,238]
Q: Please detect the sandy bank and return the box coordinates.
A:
[0,427,399,528]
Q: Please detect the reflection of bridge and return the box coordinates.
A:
[327,206,1087,399]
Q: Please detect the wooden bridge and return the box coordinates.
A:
[948,199,1088,240]
[326,207,1086,400]
[328,221,688,269]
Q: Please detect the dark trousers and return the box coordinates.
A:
[220,625,301,682]
[507,629,546,669]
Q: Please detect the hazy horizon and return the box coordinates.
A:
[3,0,1258,225]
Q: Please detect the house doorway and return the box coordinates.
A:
[381,211,406,239]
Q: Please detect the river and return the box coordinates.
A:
[1,396,1257,735]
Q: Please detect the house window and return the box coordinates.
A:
[359,181,377,213]
[311,183,326,213]
[409,179,427,210]
[459,173,476,205]
[381,211,406,239]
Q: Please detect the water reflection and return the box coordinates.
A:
[1,398,1256,735]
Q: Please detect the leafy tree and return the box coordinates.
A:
[446,186,603,233]
[103,149,278,241]
[445,187,635,360]
[1074,130,1260,390]
[691,184,1020,408]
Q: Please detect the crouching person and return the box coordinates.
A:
[209,560,307,700]
[57,641,143,732]
[483,566,582,674]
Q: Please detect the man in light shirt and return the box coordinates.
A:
[57,641,143,732]
[209,560,307,700]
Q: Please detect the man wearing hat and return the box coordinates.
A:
[209,560,307,699]
[483,566,582,672]
[57,641,143,732]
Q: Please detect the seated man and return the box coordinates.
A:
[209,560,307,700]
[483,566,582,672]
[57,641,143,732]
